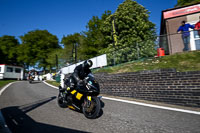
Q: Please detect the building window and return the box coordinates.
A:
[7,67,13,72]
[193,31,200,50]
[15,68,21,73]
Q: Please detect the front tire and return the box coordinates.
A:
[82,96,101,119]
[57,92,67,108]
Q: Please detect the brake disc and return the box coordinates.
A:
[85,101,95,112]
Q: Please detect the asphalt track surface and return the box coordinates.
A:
[0,81,200,133]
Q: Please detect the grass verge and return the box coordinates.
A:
[93,50,200,74]
[45,80,60,87]
[0,80,16,88]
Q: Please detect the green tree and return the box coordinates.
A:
[176,0,200,7]
[0,35,20,65]
[61,33,83,63]
[102,0,156,64]
[46,48,68,70]
[81,10,111,59]
[19,30,60,71]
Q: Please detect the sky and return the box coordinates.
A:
[0,0,177,43]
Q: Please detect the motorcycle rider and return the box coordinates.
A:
[69,60,93,89]
[28,69,36,80]
[72,60,93,88]
[62,60,93,97]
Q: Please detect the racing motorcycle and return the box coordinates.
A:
[57,74,101,119]
[29,75,35,83]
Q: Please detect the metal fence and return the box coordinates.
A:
[108,30,200,66]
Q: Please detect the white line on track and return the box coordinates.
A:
[43,81,59,89]
[44,81,200,115]
[102,97,200,115]
[0,82,14,96]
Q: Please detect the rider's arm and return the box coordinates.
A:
[72,69,80,82]
[72,65,81,82]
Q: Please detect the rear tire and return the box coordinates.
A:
[57,93,68,108]
[82,96,101,119]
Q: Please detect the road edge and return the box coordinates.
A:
[0,82,15,96]
[0,82,15,133]
[42,81,200,115]
[43,80,59,89]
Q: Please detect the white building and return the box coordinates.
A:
[0,64,24,80]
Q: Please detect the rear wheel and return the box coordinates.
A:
[82,96,101,119]
[57,92,68,108]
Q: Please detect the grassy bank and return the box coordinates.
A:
[0,80,16,88]
[45,80,60,87]
[93,50,200,74]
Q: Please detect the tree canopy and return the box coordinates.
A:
[80,10,112,59]
[176,0,200,7]
[61,33,84,63]
[19,30,60,71]
[0,35,20,65]
[102,0,156,64]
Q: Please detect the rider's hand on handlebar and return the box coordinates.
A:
[77,80,84,86]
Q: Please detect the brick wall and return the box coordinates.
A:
[94,69,200,108]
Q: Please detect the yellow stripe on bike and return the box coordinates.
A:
[67,87,70,91]
[71,90,76,94]
[76,93,83,100]
[68,105,75,110]
[87,96,92,101]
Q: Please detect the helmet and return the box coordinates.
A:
[83,60,93,69]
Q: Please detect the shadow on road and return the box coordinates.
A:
[1,96,89,133]
[95,100,105,119]
[29,81,42,84]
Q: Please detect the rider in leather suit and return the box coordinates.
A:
[63,60,93,93]
[72,60,93,87]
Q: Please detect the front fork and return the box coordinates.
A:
[85,96,92,107]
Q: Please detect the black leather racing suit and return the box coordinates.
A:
[67,64,91,90]
[63,64,91,102]
[73,64,91,83]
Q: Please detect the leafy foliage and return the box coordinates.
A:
[46,48,68,70]
[176,0,200,7]
[0,35,20,65]
[19,30,60,71]
[81,11,112,59]
[61,33,84,63]
[93,51,200,74]
[102,0,156,65]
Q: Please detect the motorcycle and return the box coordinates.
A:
[57,74,102,119]
[29,75,35,83]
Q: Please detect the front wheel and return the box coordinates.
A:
[82,96,101,119]
[57,92,68,108]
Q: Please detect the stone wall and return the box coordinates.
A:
[94,69,200,108]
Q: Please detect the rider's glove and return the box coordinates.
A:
[77,80,84,86]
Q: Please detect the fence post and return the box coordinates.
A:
[136,42,140,59]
